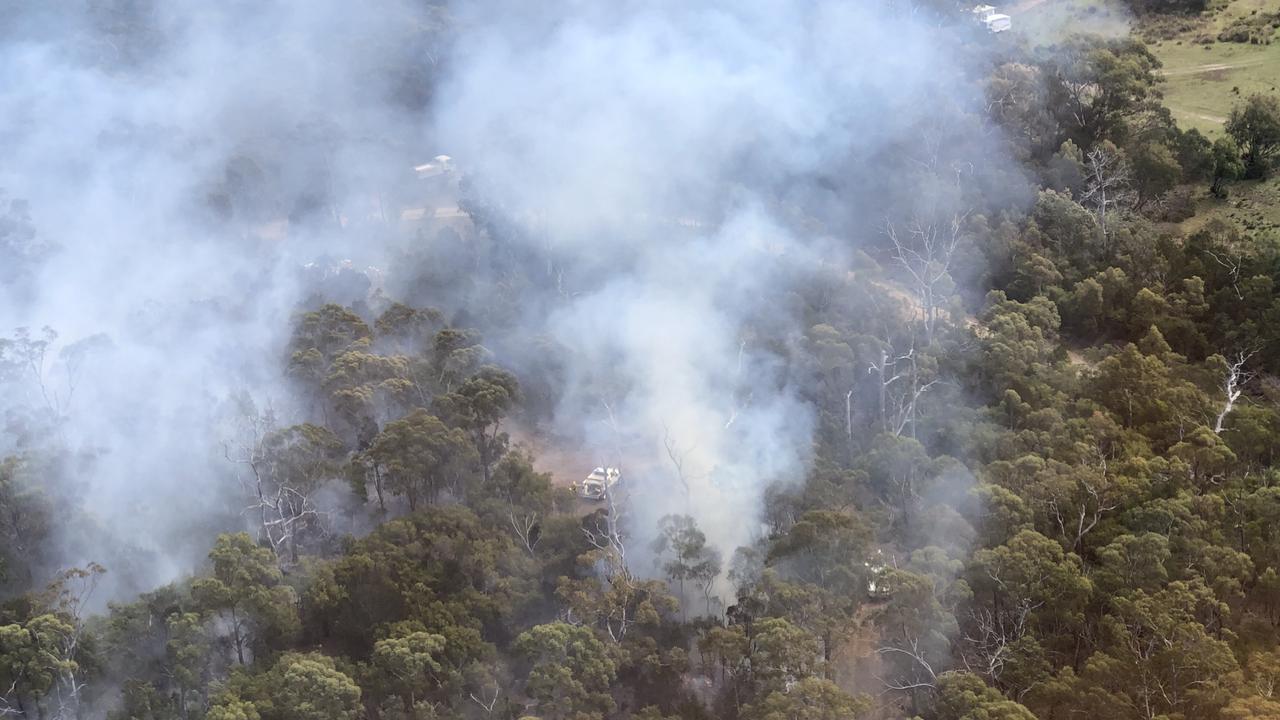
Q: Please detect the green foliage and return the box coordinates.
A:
[976,291,1064,406]
[167,611,214,700]
[375,302,444,354]
[433,364,520,482]
[514,622,617,720]
[1211,135,1246,196]
[370,629,447,708]
[652,514,722,618]
[0,457,51,595]
[12,18,1280,720]
[430,327,489,392]
[1093,532,1170,594]
[0,614,76,710]
[744,677,870,720]
[207,694,262,720]
[300,505,517,665]
[192,533,298,665]
[1129,141,1181,207]
[225,652,362,720]
[1044,37,1165,149]
[470,450,561,554]
[361,408,478,509]
[1083,580,1239,718]
[969,530,1092,670]
[287,304,372,381]
[748,618,822,693]
[936,672,1036,720]
[1227,93,1280,178]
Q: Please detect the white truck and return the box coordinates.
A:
[865,550,893,599]
[574,467,621,500]
[972,4,1011,33]
[413,154,454,179]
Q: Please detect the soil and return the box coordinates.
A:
[1159,60,1265,77]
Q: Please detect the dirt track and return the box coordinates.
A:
[1008,0,1049,12]
[506,424,594,487]
[1158,61,1266,126]
[1159,60,1265,77]
[1182,110,1228,123]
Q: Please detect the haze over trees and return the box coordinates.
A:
[3,1,1280,720]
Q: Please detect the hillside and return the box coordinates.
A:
[3,2,1280,720]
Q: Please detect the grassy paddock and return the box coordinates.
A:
[1004,0,1280,240]
[1178,176,1280,241]
[1138,0,1280,239]
[1152,41,1280,136]
[1145,0,1280,136]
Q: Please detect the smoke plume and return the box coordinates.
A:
[0,0,1015,599]
[432,0,1013,569]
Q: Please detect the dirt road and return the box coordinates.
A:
[1159,60,1265,77]
[1182,110,1228,124]
[1157,60,1268,126]
[1008,0,1050,12]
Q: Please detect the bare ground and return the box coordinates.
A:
[506,423,595,487]
[1159,59,1265,77]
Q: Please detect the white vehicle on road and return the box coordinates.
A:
[574,467,621,500]
[972,4,1011,33]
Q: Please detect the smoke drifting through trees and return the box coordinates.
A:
[432,0,1021,575]
[0,0,447,599]
[0,0,1017,601]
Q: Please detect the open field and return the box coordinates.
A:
[1176,176,1280,239]
[1003,0,1280,241]
[1152,41,1280,136]
[1143,0,1280,136]
[1128,0,1280,237]
[1004,0,1280,137]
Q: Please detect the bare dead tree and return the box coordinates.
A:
[577,468,649,641]
[1049,483,1114,553]
[508,509,540,556]
[724,339,752,431]
[596,397,634,557]
[0,683,21,718]
[845,388,854,443]
[663,424,703,515]
[583,486,629,567]
[1252,658,1280,699]
[50,334,108,419]
[1043,452,1119,552]
[962,601,1037,687]
[1204,248,1245,301]
[875,638,939,691]
[40,563,106,720]
[885,213,966,346]
[867,341,938,439]
[468,686,501,716]
[8,326,58,414]
[566,399,677,642]
[223,410,329,566]
[1214,350,1256,435]
[584,398,631,568]
[580,505,640,644]
[1080,145,1136,241]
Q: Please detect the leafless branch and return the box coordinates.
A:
[1214,350,1256,435]
[1080,145,1136,240]
[468,687,500,714]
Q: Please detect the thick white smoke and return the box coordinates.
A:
[0,0,1011,599]
[434,0,1003,571]
[0,0,437,598]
